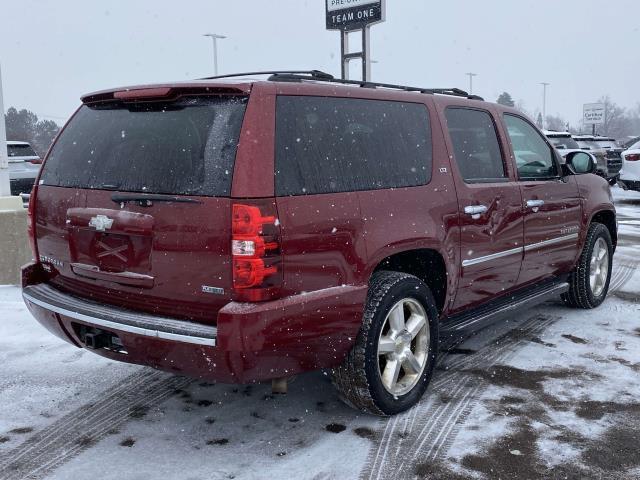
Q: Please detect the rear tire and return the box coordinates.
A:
[562,223,613,309]
[332,271,439,416]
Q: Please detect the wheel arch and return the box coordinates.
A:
[590,209,617,250]
[372,248,449,315]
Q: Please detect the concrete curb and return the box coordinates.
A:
[0,196,32,285]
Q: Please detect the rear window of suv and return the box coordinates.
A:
[8,144,38,157]
[275,96,432,196]
[547,136,580,150]
[40,96,248,197]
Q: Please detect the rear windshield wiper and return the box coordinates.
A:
[111,193,202,207]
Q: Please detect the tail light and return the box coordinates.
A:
[27,184,39,260]
[29,158,43,165]
[626,153,640,162]
[231,201,282,302]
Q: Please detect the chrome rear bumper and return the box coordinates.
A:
[22,283,217,346]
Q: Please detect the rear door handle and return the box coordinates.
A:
[464,205,488,216]
[526,200,545,209]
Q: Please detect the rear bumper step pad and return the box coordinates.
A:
[23,283,217,346]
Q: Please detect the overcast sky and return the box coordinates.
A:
[1,0,637,127]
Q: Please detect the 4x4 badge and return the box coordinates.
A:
[89,215,114,232]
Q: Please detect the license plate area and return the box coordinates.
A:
[73,323,128,354]
[69,230,152,273]
[66,208,154,274]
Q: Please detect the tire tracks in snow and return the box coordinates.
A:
[361,314,559,480]
[0,368,192,480]
[609,257,638,294]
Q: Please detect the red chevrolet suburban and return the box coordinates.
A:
[22,71,616,415]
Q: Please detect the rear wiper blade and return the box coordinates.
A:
[111,193,202,207]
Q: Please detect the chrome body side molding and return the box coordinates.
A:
[523,233,579,252]
[462,233,580,268]
[461,247,523,268]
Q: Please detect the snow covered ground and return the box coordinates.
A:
[0,188,638,480]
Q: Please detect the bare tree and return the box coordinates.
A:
[545,115,569,132]
[598,96,630,138]
[626,103,640,137]
[515,100,530,117]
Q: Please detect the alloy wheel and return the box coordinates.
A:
[589,237,609,297]
[377,298,430,396]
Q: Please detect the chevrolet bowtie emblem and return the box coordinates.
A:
[89,215,114,232]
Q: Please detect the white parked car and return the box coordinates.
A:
[619,139,640,192]
[6,141,41,196]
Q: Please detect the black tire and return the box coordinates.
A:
[332,271,439,416]
[562,222,613,309]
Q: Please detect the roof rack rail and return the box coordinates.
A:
[200,70,335,81]
[198,70,483,101]
[266,72,484,100]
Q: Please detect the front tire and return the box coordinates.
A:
[562,222,613,309]
[332,271,439,416]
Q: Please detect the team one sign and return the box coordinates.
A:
[326,0,385,31]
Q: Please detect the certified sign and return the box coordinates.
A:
[326,0,385,31]
[583,103,605,126]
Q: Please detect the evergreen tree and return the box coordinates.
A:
[496,92,515,107]
[4,107,60,156]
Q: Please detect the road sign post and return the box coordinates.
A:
[326,0,386,81]
[583,103,605,136]
[0,64,10,197]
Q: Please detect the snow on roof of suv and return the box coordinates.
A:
[543,130,572,136]
[543,131,581,151]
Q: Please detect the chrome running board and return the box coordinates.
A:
[441,279,569,341]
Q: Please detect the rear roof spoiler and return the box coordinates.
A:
[81,83,251,104]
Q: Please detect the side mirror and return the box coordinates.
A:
[565,151,596,175]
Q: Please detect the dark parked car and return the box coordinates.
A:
[22,71,616,415]
[573,135,621,184]
[593,136,624,181]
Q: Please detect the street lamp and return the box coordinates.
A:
[203,33,227,76]
[541,82,550,129]
[465,73,478,95]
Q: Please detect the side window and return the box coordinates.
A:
[275,96,432,196]
[504,115,558,180]
[445,108,507,183]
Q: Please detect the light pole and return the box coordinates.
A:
[541,82,550,130]
[370,59,378,80]
[203,33,227,76]
[466,73,477,94]
[0,64,10,197]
